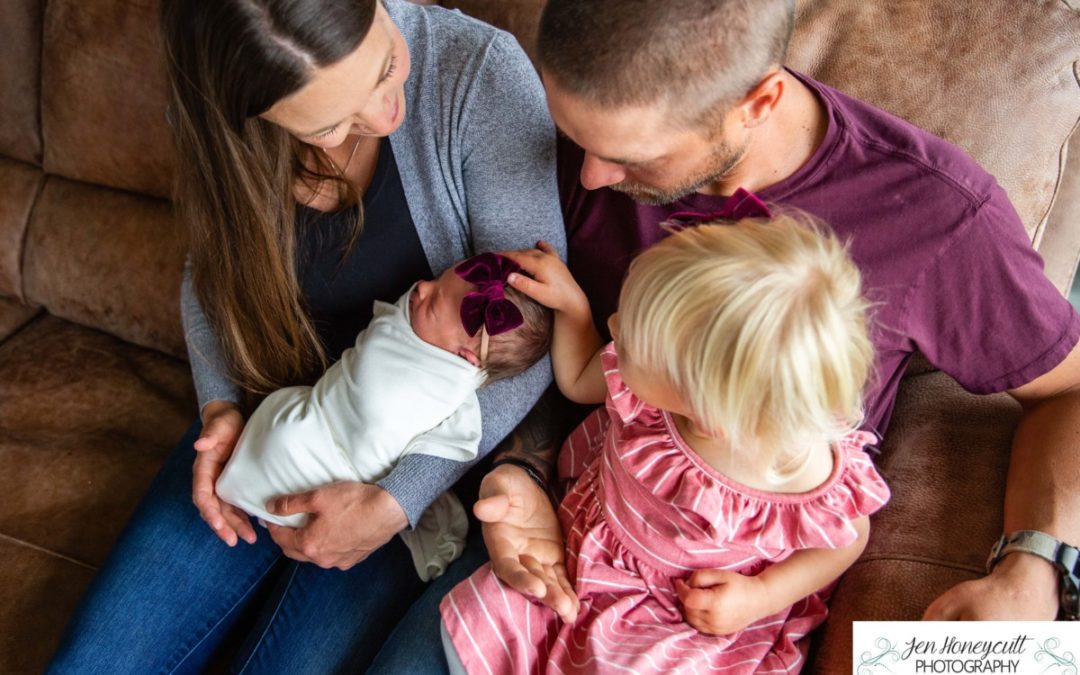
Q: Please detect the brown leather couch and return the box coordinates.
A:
[1,0,1077,672]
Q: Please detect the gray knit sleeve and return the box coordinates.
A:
[378,30,566,527]
[181,258,243,413]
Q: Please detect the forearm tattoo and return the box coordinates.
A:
[492,385,575,482]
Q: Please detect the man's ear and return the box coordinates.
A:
[458,347,482,367]
[738,68,785,129]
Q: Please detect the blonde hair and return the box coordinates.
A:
[616,213,873,477]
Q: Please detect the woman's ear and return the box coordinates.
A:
[457,347,481,367]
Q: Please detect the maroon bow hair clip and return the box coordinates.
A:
[454,253,524,338]
[666,187,772,227]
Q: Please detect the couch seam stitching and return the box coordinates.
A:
[16,172,47,303]
[854,552,983,575]
[0,531,95,571]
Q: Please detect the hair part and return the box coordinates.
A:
[538,0,795,130]
[161,0,376,397]
[482,286,554,383]
[616,213,874,478]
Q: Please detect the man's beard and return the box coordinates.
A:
[611,137,749,206]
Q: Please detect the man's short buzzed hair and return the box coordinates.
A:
[537,0,795,127]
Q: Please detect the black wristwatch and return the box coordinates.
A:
[987,530,1080,620]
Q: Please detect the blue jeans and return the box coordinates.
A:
[48,420,488,674]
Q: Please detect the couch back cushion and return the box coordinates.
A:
[41,0,174,200]
[0,0,44,166]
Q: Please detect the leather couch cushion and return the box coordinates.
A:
[0,297,40,344]
[0,158,44,300]
[0,0,44,165]
[0,539,96,675]
[0,314,194,673]
[1040,131,1080,294]
[22,177,186,358]
[41,0,174,199]
[0,314,195,564]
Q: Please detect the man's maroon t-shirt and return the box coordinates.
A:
[560,70,1080,440]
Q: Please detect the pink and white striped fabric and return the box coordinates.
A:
[442,344,890,674]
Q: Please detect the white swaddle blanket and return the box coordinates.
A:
[217,287,484,581]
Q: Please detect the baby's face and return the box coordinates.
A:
[409,266,483,365]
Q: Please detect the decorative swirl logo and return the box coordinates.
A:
[858,638,901,674]
[1035,638,1077,675]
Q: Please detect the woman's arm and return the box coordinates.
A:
[375,29,568,528]
[676,516,871,635]
[181,260,257,546]
[181,259,243,412]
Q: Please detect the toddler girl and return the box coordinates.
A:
[441,215,890,672]
[216,252,552,581]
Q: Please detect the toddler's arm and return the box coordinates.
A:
[676,516,871,635]
[505,242,606,404]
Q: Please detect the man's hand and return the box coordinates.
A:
[922,551,1059,620]
[265,481,408,570]
[474,464,580,623]
[192,400,256,547]
[675,569,775,636]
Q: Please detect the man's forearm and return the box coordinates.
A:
[1000,391,1080,602]
[492,385,581,483]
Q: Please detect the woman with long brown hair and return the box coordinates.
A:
[48,0,564,671]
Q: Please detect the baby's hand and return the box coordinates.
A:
[503,242,589,318]
[675,569,776,636]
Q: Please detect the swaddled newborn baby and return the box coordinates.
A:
[217,253,552,580]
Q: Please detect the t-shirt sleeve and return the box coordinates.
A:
[904,186,1080,394]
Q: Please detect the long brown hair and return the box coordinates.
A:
[162,0,376,396]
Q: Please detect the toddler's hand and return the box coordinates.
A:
[193,401,256,547]
[503,242,589,318]
[675,569,775,636]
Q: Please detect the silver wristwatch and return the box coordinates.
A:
[987,530,1080,620]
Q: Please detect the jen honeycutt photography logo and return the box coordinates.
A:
[853,622,1079,675]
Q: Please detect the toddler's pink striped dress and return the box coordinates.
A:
[442,344,890,674]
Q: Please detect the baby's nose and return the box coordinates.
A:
[416,279,432,299]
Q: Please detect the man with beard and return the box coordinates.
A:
[366,0,1080,670]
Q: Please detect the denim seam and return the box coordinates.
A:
[234,563,301,675]
[164,555,282,675]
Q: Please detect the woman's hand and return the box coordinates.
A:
[192,400,257,547]
[474,464,580,623]
[675,569,775,636]
[265,482,408,570]
[503,241,589,318]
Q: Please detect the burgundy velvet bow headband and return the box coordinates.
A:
[454,253,524,338]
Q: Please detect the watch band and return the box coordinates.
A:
[489,457,557,504]
[987,530,1080,620]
